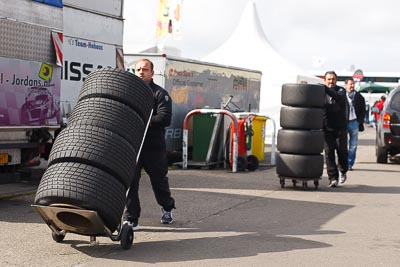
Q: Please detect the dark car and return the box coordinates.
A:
[375,86,400,163]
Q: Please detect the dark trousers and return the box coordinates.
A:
[123,150,175,222]
[323,128,348,180]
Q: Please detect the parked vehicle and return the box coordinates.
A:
[0,0,124,172]
[375,86,400,163]
[124,54,262,160]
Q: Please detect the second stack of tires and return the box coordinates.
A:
[276,83,325,189]
[34,68,154,231]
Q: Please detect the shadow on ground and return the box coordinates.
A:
[68,184,349,263]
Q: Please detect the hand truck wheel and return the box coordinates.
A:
[120,223,134,250]
[52,231,65,243]
[314,180,319,189]
[280,178,285,188]
[302,181,308,189]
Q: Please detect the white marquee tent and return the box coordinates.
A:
[202,0,322,142]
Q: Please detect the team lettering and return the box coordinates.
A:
[10,74,50,86]
[62,61,106,82]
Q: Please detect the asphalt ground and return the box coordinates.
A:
[0,126,399,266]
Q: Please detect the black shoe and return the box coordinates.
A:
[340,173,347,184]
[123,219,139,231]
[161,208,173,224]
[132,221,139,231]
[328,179,338,188]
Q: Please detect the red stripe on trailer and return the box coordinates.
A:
[116,48,124,70]
[51,31,63,67]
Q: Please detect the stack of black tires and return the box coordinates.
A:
[34,68,154,231]
[276,83,325,189]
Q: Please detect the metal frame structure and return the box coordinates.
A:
[230,112,276,166]
[182,109,239,172]
[182,108,277,172]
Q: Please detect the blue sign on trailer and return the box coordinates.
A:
[32,0,63,8]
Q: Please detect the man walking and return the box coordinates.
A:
[372,95,386,125]
[123,58,176,230]
[323,71,349,187]
[345,78,366,172]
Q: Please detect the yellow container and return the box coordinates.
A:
[251,116,267,161]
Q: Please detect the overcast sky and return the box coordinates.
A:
[123,0,400,73]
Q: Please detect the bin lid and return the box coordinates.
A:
[233,112,267,120]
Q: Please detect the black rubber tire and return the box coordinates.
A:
[277,129,324,154]
[281,83,325,108]
[48,125,136,188]
[280,178,285,188]
[376,144,388,163]
[276,153,323,178]
[78,68,154,123]
[68,97,145,149]
[34,162,126,231]
[120,224,134,250]
[246,155,259,171]
[236,155,248,172]
[280,106,323,130]
[52,232,65,243]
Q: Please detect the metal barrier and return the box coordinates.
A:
[229,112,276,166]
[182,109,239,172]
[266,116,276,165]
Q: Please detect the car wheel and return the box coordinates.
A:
[376,144,388,163]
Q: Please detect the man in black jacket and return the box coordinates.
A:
[345,78,366,173]
[323,71,349,187]
[123,58,175,230]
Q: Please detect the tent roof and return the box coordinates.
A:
[358,83,394,93]
[203,0,300,76]
[202,0,321,140]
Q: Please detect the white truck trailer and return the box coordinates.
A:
[0,0,124,172]
[124,54,262,160]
